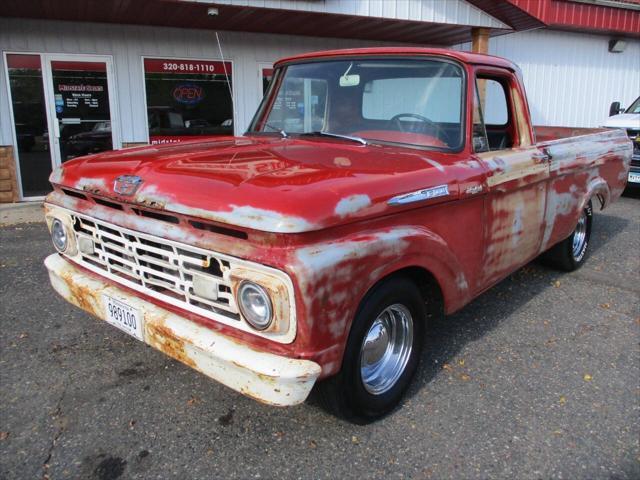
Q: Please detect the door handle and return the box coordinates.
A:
[53,120,61,139]
[533,148,552,162]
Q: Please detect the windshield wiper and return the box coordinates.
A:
[299,131,367,145]
[263,123,288,138]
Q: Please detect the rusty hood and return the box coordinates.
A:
[49,136,458,233]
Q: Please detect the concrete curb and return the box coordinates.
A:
[0,201,45,226]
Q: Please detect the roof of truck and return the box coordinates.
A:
[274,47,518,71]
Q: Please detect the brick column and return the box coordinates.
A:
[0,146,19,203]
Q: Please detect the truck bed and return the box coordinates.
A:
[534,126,611,143]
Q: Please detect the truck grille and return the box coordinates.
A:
[627,129,640,162]
[71,213,240,321]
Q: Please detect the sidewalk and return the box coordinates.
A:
[0,201,44,226]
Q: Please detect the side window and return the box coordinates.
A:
[482,79,509,126]
[474,75,513,151]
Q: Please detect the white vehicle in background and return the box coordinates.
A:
[604,97,640,188]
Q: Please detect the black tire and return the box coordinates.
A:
[317,276,426,423]
[541,200,593,272]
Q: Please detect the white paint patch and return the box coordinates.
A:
[223,205,313,232]
[511,204,524,248]
[134,184,313,233]
[75,177,108,192]
[455,272,469,292]
[334,194,371,218]
[296,228,415,272]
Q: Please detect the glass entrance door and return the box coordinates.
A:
[44,56,120,166]
[6,54,53,198]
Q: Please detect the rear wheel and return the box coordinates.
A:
[317,276,426,423]
[541,200,593,271]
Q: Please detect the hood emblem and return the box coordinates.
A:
[114,175,143,196]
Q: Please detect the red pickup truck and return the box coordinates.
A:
[44,47,632,422]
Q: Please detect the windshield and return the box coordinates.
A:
[249,58,465,150]
[626,96,640,114]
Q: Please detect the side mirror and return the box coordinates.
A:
[609,101,622,116]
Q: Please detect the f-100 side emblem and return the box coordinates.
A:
[114,175,143,196]
[388,184,449,206]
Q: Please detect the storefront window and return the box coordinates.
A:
[143,58,233,144]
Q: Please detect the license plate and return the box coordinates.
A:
[103,294,144,341]
[628,172,640,184]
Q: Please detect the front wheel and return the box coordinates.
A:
[317,277,426,423]
[541,200,593,271]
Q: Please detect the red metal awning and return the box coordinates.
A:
[467,0,640,37]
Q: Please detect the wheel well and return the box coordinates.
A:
[593,193,605,210]
[372,266,445,320]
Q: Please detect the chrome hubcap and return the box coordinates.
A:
[572,210,588,259]
[360,304,413,395]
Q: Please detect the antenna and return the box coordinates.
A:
[215,31,235,125]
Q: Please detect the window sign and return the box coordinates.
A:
[50,60,113,161]
[143,58,233,144]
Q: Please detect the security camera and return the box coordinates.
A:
[207,7,219,16]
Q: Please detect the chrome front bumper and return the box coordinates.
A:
[44,253,321,406]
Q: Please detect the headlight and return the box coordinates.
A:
[51,218,68,252]
[238,281,273,330]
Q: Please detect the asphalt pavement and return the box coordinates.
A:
[1,193,638,480]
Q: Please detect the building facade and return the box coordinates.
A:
[0,0,638,201]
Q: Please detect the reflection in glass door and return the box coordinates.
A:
[45,57,119,164]
[6,54,53,197]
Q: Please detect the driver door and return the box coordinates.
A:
[472,68,550,286]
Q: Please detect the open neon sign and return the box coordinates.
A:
[173,84,204,105]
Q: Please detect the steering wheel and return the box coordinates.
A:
[390,113,435,133]
[389,113,448,145]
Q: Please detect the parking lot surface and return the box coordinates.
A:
[1,194,638,480]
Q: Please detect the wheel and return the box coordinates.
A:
[317,276,426,423]
[541,200,593,271]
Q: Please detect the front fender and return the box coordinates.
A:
[289,225,470,377]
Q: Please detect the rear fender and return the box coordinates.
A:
[582,176,610,212]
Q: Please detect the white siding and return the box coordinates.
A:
[3,19,638,147]
[0,18,396,146]
[457,29,640,128]
[210,0,508,28]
